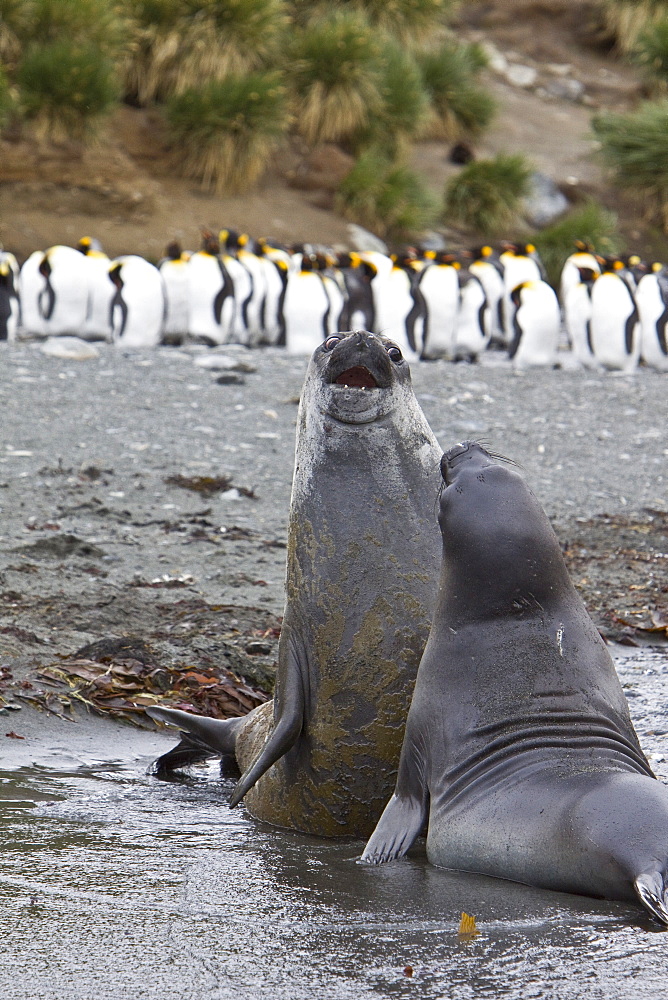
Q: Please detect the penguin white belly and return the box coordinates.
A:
[257,257,286,345]
[590,274,640,372]
[238,251,267,345]
[223,256,254,345]
[454,273,490,359]
[160,259,190,341]
[510,281,560,368]
[35,246,89,337]
[284,272,330,355]
[111,256,165,348]
[636,273,668,372]
[186,253,233,345]
[565,282,599,369]
[18,252,47,338]
[321,273,345,335]
[501,257,542,343]
[80,254,114,341]
[419,264,459,359]
[471,260,504,341]
[374,268,421,361]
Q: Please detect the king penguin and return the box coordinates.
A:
[186,231,234,345]
[159,241,191,345]
[109,255,165,348]
[283,253,331,355]
[589,257,640,372]
[0,250,19,341]
[565,266,600,369]
[418,251,460,359]
[500,242,545,344]
[508,279,560,368]
[635,262,668,372]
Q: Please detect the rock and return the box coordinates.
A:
[40,337,100,361]
[419,231,447,252]
[544,78,586,103]
[347,224,388,254]
[505,64,538,88]
[194,354,257,373]
[215,373,246,386]
[480,41,508,74]
[522,172,569,228]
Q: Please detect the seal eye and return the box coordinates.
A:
[323,336,341,352]
[386,345,403,363]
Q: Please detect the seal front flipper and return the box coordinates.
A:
[361,734,428,864]
[360,791,427,864]
[146,706,244,774]
[229,628,305,807]
[634,873,668,925]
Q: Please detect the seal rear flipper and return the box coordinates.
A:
[229,630,305,807]
[149,731,220,777]
[145,706,244,773]
[360,792,427,864]
[634,873,668,925]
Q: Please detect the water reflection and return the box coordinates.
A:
[0,647,666,999]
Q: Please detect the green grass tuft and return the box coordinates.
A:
[532,201,620,287]
[443,154,532,234]
[18,39,120,139]
[633,15,668,85]
[418,41,495,140]
[166,71,289,193]
[354,40,430,157]
[599,0,666,54]
[592,100,668,230]
[290,10,383,144]
[336,147,437,239]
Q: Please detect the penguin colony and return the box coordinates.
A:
[4,234,668,372]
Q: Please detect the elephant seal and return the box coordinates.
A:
[148,330,443,837]
[362,441,668,925]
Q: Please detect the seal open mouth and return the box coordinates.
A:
[334,366,379,389]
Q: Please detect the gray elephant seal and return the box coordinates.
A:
[362,441,668,925]
[148,330,443,837]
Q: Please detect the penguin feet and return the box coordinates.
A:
[634,872,668,925]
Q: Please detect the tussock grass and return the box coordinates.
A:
[166,71,289,193]
[290,10,383,144]
[633,15,668,85]
[345,0,455,47]
[18,40,119,139]
[122,0,287,105]
[355,41,430,157]
[532,202,620,287]
[336,147,437,239]
[418,41,494,139]
[599,0,666,53]
[592,100,668,230]
[443,154,532,234]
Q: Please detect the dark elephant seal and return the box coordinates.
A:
[148,330,443,837]
[362,441,668,925]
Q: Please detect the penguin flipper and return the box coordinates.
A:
[146,706,243,774]
[634,872,668,925]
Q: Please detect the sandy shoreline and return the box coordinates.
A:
[0,341,665,724]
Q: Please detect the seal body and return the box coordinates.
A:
[149,330,443,838]
[363,442,668,924]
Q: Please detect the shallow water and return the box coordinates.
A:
[1,646,667,999]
